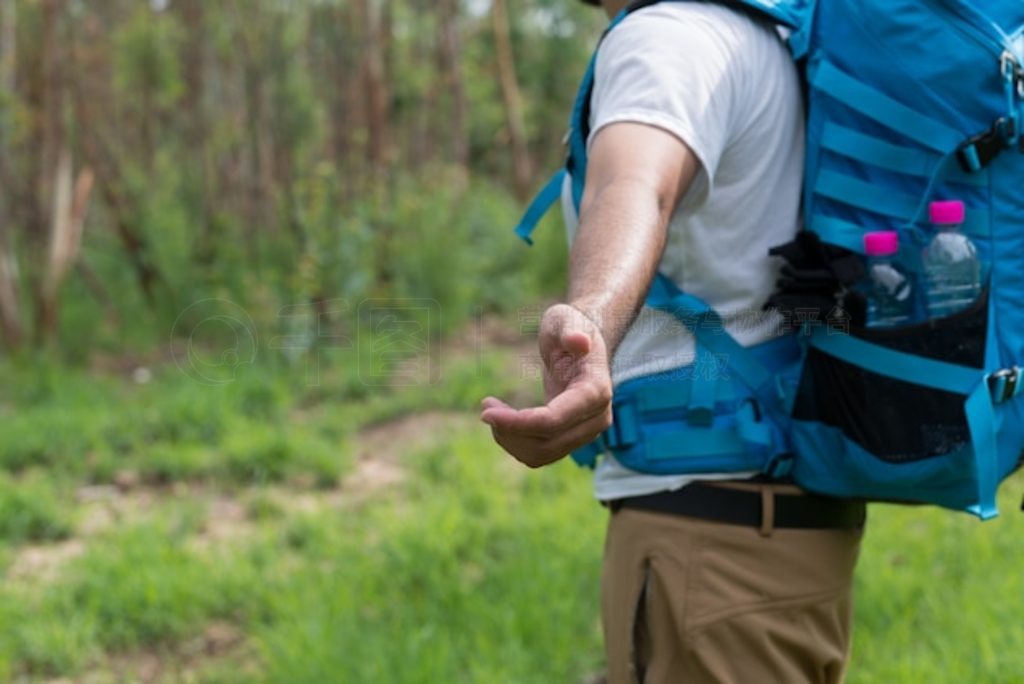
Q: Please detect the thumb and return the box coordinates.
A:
[560,329,593,357]
[558,303,605,359]
[541,304,601,358]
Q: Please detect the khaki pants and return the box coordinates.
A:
[602,487,864,684]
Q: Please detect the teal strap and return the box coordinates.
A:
[809,211,990,254]
[647,429,750,462]
[568,58,593,213]
[647,276,787,427]
[814,170,920,221]
[687,344,718,427]
[735,401,773,456]
[634,381,690,413]
[784,0,815,60]
[571,438,605,469]
[953,209,989,239]
[965,377,1000,519]
[633,374,747,413]
[648,283,772,390]
[610,400,640,448]
[964,232,1007,518]
[814,169,991,237]
[808,214,872,253]
[809,328,980,394]
[515,170,567,245]
[810,60,965,153]
[821,123,935,178]
[820,123,990,189]
[646,405,772,466]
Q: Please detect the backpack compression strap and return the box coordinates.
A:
[570,273,798,475]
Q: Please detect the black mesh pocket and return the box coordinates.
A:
[792,289,988,463]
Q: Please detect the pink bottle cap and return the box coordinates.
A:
[863,231,899,256]
[929,200,965,225]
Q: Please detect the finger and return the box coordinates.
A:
[485,382,610,436]
[491,408,612,468]
[481,402,521,427]
[544,409,613,455]
[560,329,592,357]
[480,396,510,412]
[543,379,611,427]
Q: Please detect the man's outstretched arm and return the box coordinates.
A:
[481,121,700,468]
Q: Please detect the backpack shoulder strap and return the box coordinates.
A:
[628,0,807,29]
[628,0,814,55]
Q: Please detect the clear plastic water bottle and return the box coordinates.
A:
[861,231,914,328]
[922,200,983,319]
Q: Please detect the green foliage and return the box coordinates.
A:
[0,358,351,490]
[386,171,567,331]
[0,471,74,544]
[112,7,185,112]
[1,0,592,361]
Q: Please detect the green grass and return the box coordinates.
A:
[2,345,1024,682]
[0,471,75,544]
[850,478,1024,683]
[254,435,605,684]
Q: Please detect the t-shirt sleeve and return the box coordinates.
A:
[589,10,739,197]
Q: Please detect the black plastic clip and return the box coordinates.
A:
[989,367,1020,403]
[957,118,1013,173]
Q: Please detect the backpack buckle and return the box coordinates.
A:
[989,367,1021,403]
[1001,51,1023,96]
[957,118,1012,173]
[764,452,794,480]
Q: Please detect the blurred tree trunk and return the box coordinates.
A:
[409,2,436,170]
[177,0,215,264]
[30,0,96,345]
[491,0,533,200]
[356,0,390,176]
[38,152,93,343]
[324,4,356,200]
[38,0,63,236]
[69,8,163,309]
[0,0,22,349]
[438,0,468,169]
[239,14,270,249]
[27,0,65,345]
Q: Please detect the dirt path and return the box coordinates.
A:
[8,316,542,682]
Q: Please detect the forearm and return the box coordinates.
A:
[567,177,671,355]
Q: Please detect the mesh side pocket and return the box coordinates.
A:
[792,289,987,463]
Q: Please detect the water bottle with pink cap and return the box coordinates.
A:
[861,230,914,327]
[922,200,983,319]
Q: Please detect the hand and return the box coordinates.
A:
[481,304,613,468]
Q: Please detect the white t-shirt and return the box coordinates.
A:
[561,3,805,501]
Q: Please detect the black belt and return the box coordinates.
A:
[608,481,866,530]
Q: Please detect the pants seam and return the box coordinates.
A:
[685,583,853,637]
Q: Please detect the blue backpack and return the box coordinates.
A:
[516,0,1024,519]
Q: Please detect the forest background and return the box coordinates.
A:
[1,1,1023,683]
